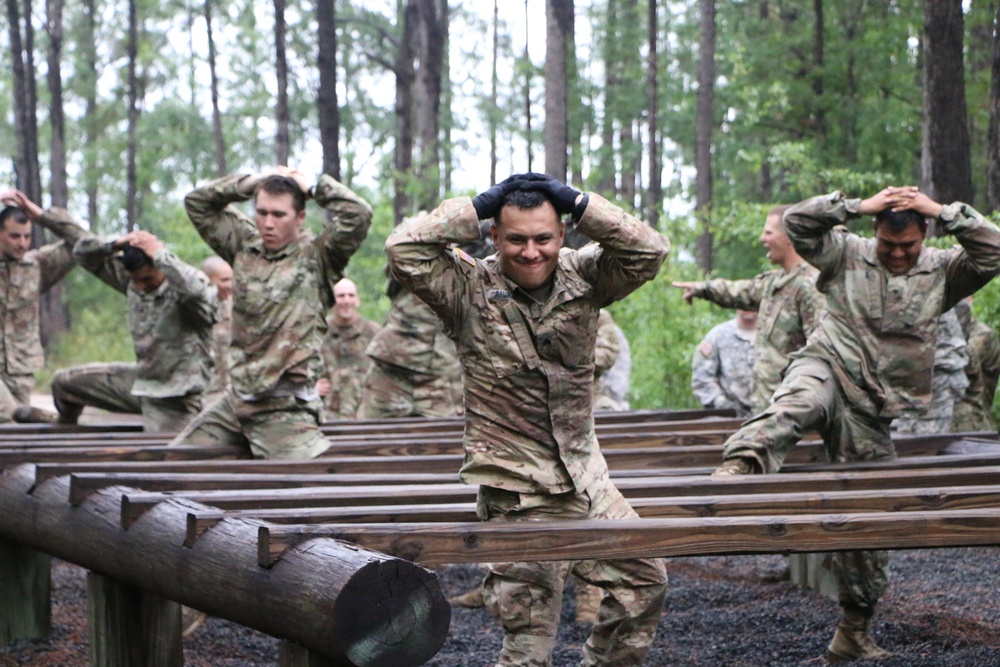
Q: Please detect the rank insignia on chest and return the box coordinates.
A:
[487,289,512,301]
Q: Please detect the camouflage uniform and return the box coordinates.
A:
[721,191,1000,613]
[386,193,669,667]
[357,289,463,419]
[688,260,823,412]
[320,315,379,419]
[691,318,756,417]
[202,295,232,406]
[0,208,89,421]
[594,309,630,411]
[51,239,218,433]
[893,309,968,435]
[169,173,371,459]
[953,311,1000,432]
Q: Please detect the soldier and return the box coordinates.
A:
[714,186,1000,662]
[316,277,379,419]
[953,297,1000,432]
[50,231,218,432]
[0,189,91,423]
[200,255,233,405]
[168,166,372,459]
[893,309,968,434]
[690,310,757,417]
[673,205,824,413]
[593,309,629,412]
[386,173,669,667]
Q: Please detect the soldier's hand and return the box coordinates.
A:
[859,186,918,215]
[671,281,697,305]
[121,230,165,258]
[275,166,312,195]
[519,175,582,215]
[890,190,944,219]
[0,189,43,221]
[471,174,527,220]
[316,378,331,397]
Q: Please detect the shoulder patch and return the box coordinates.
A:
[698,341,713,357]
[487,288,512,301]
[453,247,477,266]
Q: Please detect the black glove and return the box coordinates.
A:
[519,176,582,215]
[471,175,523,220]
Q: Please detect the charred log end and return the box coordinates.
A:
[333,558,450,667]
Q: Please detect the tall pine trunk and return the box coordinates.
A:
[393,1,417,225]
[274,0,290,165]
[205,0,227,176]
[987,0,1000,212]
[125,0,139,231]
[544,0,572,181]
[317,0,340,180]
[646,0,660,228]
[695,0,715,274]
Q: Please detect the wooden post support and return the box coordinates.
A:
[279,640,342,667]
[87,571,183,667]
[0,537,51,643]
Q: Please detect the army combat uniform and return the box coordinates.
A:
[320,314,379,419]
[687,260,823,412]
[0,208,89,421]
[202,294,232,406]
[386,193,669,667]
[592,309,624,411]
[357,288,463,419]
[51,238,218,433]
[720,192,1000,615]
[169,173,371,459]
[691,318,755,417]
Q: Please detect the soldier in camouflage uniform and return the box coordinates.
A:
[594,310,631,411]
[691,310,757,417]
[386,173,669,667]
[200,256,233,406]
[952,296,1000,432]
[893,309,968,434]
[317,278,380,419]
[0,189,91,423]
[168,167,371,459]
[356,283,463,419]
[51,231,218,432]
[715,187,1000,662]
[674,205,824,413]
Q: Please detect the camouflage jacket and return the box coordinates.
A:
[321,315,380,417]
[386,193,669,494]
[691,318,756,416]
[74,239,218,398]
[184,174,372,396]
[0,208,89,375]
[962,318,1000,427]
[366,289,461,377]
[204,295,233,396]
[690,261,823,411]
[785,192,1000,418]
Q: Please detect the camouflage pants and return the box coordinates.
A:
[357,361,463,419]
[952,397,996,433]
[168,389,328,460]
[0,373,34,423]
[477,465,667,666]
[893,367,968,435]
[721,356,892,611]
[50,362,201,433]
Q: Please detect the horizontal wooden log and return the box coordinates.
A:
[0,444,248,469]
[0,465,449,666]
[257,509,1000,567]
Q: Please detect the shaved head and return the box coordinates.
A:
[332,278,361,325]
[201,256,233,300]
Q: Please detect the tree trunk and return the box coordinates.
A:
[646,0,660,228]
[393,1,418,225]
[490,0,499,185]
[596,0,618,194]
[695,0,716,274]
[126,0,139,232]
[414,0,445,210]
[205,0,227,177]
[82,0,99,226]
[440,0,453,195]
[45,0,67,208]
[811,0,825,140]
[6,0,42,205]
[921,0,974,206]
[316,0,340,180]
[544,0,572,181]
[274,0,290,165]
[987,0,1000,212]
[523,0,534,172]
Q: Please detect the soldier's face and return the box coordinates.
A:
[0,218,32,261]
[874,221,925,275]
[759,214,791,265]
[128,265,167,293]
[255,190,305,251]
[332,279,360,322]
[492,201,564,290]
[208,265,233,300]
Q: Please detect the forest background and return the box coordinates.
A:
[4,0,1000,414]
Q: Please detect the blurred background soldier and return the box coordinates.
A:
[0,189,91,423]
[316,278,379,420]
[691,309,757,417]
[201,255,233,405]
[594,309,630,412]
[52,231,217,432]
[953,297,1000,432]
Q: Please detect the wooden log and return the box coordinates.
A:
[0,444,248,469]
[257,509,1000,567]
[87,571,183,667]
[0,465,450,666]
[0,537,51,643]
[279,641,340,667]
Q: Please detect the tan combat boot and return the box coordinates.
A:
[448,585,485,608]
[574,581,603,624]
[12,406,58,424]
[712,457,759,476]
[826,605,891,663]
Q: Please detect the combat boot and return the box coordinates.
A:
[826,605,891,663]
[574,582,602,624]
[448,585,485,608]
[712,457,760,476]
[12,406,58,424]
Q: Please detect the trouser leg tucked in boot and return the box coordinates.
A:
[826,604,890,663]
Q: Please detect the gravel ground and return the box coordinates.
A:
[2,548,997,666]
